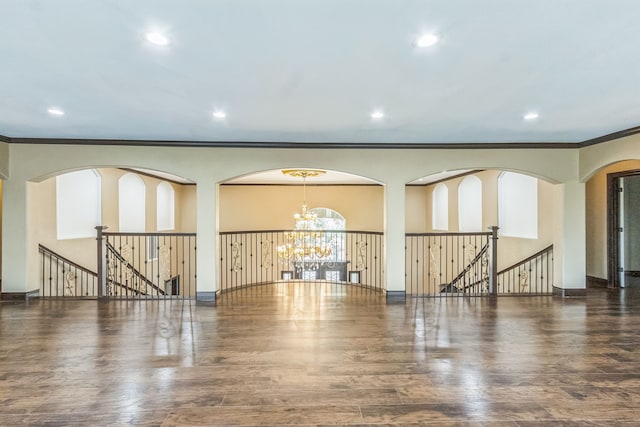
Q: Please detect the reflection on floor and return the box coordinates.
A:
[2,283,640,425]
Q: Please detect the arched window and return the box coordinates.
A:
[309,208,346,264]
[157,181,175,231]
[458,175,482,232]
[498,171,538,238]
[432,183,448,231]
[56,169,101,239]
[309,207,346,230]
[119,173,145,232]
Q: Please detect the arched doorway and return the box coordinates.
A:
[583,159,640,289]
[608,169,640,287]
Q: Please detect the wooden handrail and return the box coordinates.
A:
[219,229,383,235]
[406,231,492,237]
[103,232,196,237]
[38,244,97,277]
[498,245,553,275]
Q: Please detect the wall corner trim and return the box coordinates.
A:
[586,275,608,289]
[552,286,587,298]
[385,290,406,303]
[196,291,217,303]
[1,289,40,300]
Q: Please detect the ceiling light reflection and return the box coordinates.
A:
[416,33,439,47]
[47,108,65,116]
[146,32,169,46]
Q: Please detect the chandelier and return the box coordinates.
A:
[277,169,333,272]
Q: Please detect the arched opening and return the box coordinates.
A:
[29,167,196,298]
[585,159,640,288]
[218,168,384,292]
[406,169,557,297]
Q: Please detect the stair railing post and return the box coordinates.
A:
[489,226,499,296]
[95,226,108,298]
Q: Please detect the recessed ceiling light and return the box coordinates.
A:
[416,33,439,48]
[523,112,540,121]
[212,111,226,119]
[47,108,65,116]
[146,32,169,46]
[370,110,385,120]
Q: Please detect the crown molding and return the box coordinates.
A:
[5,136,581,149]
[2,124,640,149]
[581,125,640,147]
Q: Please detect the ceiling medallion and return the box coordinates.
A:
[281,169,326,179]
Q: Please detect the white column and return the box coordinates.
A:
[384,180,406,295]
[1,179,30,294]
[554,181,586,290]
[195,179,217,300]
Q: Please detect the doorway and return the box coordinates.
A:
[608,170,640,287]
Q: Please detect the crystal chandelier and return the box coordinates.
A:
[277,169,333,272]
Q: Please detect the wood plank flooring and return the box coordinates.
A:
[1,282,640,426]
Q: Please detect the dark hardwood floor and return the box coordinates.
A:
[1,282,640,426]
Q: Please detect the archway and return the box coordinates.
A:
[405,169,558,297]
[585,159,640,288]
[217,168,384,292]
[29,167,196,299]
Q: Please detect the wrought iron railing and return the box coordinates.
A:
[39,244,98,298]
[497,245,553,295]
[405,229,496,297]
[219,230,384,292]
[102,231,197,299]
[39,226,551,300]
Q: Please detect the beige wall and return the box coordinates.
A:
[0,142,8,179]
[405,186,428,233]
[2,143,585,293]
[580,133,640,181]
[219,184,384,232]
[181,185,197,232]
[585,160,640,280]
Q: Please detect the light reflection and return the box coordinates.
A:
[147,301,196,367]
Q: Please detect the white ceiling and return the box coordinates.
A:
[1,1,639,145]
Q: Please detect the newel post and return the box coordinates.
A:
[95,226,108,298]
[489,226,499,296]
